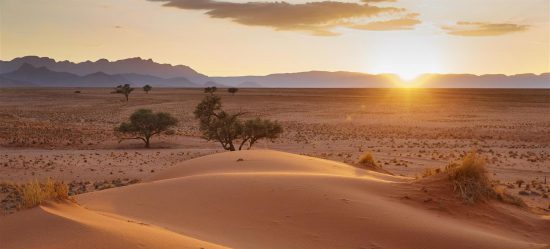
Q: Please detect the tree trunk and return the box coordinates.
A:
[125,94,129,101]
[145,137,150,148]
[239,138,250,150]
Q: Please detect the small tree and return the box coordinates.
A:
[228,87,239,95]
[204,86,217,95]
[143,85,152,94]
[113,84,134,101]
[194,95,241,150]
[115,109,178,148]
[194,96,282,151]
[202,111,243,151]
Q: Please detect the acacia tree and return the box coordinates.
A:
[114,84,134,101]
[228,87,239,95]
[194,95,282,151]
[143,85,152,94]
[115,109,178,148]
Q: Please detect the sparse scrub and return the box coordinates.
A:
[422,168,441,178]
[357,152,378,168]
[445,151,495,203]
[495,188,527,207]
[21,179,71,208]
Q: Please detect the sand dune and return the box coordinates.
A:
[2,150,548,249]
[0,201,226,249]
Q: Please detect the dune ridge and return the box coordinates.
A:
[2,150,548,249]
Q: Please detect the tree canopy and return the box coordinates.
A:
[194,95,282,151]
[204,86,217,94]
[228,87,239,95]
[113,84,134,101]
[143,85,152,94]
[115,109,178,148]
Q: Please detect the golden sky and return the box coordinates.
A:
[1,0,549,78]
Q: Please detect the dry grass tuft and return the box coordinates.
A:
[21,179,71,208]
[422,168,441,178]
[495,189,527,207]
[445,151,495,203]
[357,152,378,168]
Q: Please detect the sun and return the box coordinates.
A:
[386,73,431,88]
[397,71,422,82]
[393,71,424,88]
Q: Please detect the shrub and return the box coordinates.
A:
[358,152,377,168]
[21,179,70,208]
[495,189,527,207]
[445,151,495,203]
[422,168,441,178]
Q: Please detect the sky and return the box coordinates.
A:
[0,0,549,78]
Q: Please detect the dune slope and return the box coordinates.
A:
[0,201,226,249]
[2,150,548,249]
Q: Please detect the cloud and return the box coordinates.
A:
[442,22,529,36]
[349,13,420,31]
[149,0,420,35]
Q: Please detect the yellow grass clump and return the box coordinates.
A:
[357,152,378,168]
[21,179,71,208]
[445,151,495,203]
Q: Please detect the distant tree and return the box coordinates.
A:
[143,85,152,94]
[239,118,283,150]
[115,109,178,148]
[228,87,239,95]
[113,84,134,101]
[204,86,217,95]
[194,96,283,151]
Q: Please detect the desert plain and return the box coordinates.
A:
[1,87,549,249]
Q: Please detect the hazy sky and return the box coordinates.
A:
[1,0,549,78]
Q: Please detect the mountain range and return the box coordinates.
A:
[1,56,548,88]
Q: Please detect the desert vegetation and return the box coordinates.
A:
[228,87,239,95]
[445,151,495,202]
[143,84,152,94]
[358,152,377,168]
[204,86,217,94]
[113,84,134,101]
[0,88,548,211]
[194,95,283,151]
[115,109,178,148]
[0,179,71,212]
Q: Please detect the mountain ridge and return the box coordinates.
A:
[1,56,548,88]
